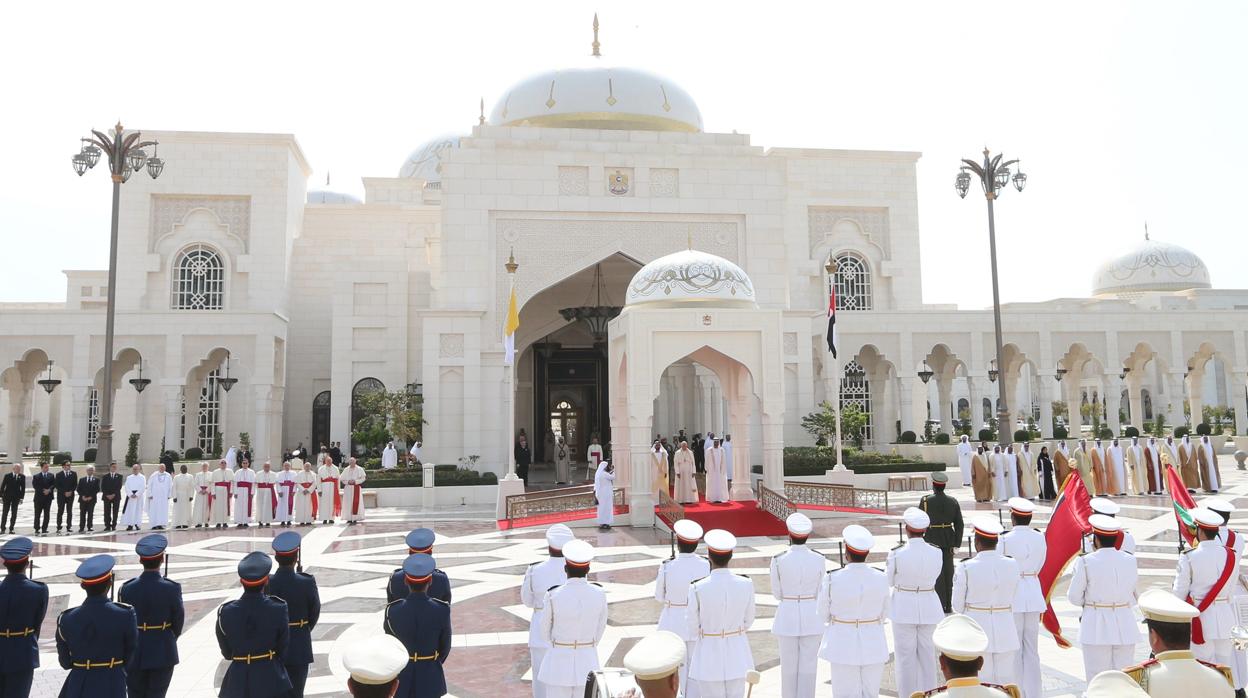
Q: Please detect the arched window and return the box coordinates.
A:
[841,360,873,440]
[350,378,385,454]
[312,391,331,453]
[833,253,872,311]
[197,369,222,452]
[172,244,224,310]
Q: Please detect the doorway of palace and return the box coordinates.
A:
[533,344,607,462]
[311,391,331,453]
[548,398,584,458]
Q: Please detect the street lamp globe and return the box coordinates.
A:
[72,152,89,176]
[127,148,147,172]
[82,142,101,169]
[994,167,1011,190]
[146,156,165,179]
[1012,169,1027,192]
[955,170,971,199]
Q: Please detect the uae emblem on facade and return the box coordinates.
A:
[608,169,630,196]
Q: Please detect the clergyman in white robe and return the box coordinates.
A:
[233,464,256,526]
[256,462,278,526]
[594,461,615,528]
[146,466,173,530]
[381,443,399,470]
[956,436,974,486]
[210,461,234,527]
[674,442,698,504]
[276,463,296,525]
[294,464,318,524]
[192,464,212,527]
[341,458,367,523]
[121,467,146,530]
[706,443,730,503]
[317,457,340,523]
[172,467,195,529]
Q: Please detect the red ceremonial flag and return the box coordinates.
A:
[1165,464,1198,547]
[1039,472,1094,648]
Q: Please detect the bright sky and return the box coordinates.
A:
[2,1,1244,307]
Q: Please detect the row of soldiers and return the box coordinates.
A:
[0,525,455,698]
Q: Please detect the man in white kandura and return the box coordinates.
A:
[674,441,698,504]
[146,462,173,530]
[1198,435,1220,493]
[956,435,974,487]
[770,513,825,698]
[276,461,295,527]
[817,524,888,698]
[1069,513,1140,681]
[192,462,212,528]
[1174,507,1238,677]
[888,507,943,698]
[1000,497,1046,698]
[538,539,608,698]
[593,461,615,530]
[255,461,278,527]
[1083,497,1137,554]
[952,517,1020,686]
[233,459,255,527]
[990,446,1008,502]
[172,464,195,529]
[294,460,318,525]
[523,524,574,698]
[688,529,755,698]
[210,459,234,528]
[381,441,399,470]
[340,457,366,524]
[655,519,709,698]
[705,439,729,503]
[317,455,340,524]
[1107,439,1128,496]
[651,441,670,498]
[120,464,147,531]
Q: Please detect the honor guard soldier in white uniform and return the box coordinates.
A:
[770,513,826,698]
[687,529,756,698]
[1086,670,1149,697]
[818,524,889,698]
[1123,588,1233,696]
[1082,497,1136,554]
[1204,497,1248,695]
[1069,513,1140,681]
[952,517,1020,686]
[523,524,575,698]
[889,507,944,698]
[1000,497,1046,698]
[538,539,608,698]
[915,613,1019,697]
[1174,507,1239,677]
[624,630,687,698]
[655,519,709,697]
[343,634,409,697]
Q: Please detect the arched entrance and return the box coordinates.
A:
[312,391,331,453]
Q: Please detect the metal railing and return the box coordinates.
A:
[783,481,890,514]
[504,484,627,527]
[758,484,798,523]
[656,489,685,528]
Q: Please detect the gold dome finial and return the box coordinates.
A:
[591,13,601,56]
[505,248,518,274]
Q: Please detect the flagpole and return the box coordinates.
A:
[825,257,847,472]
[833,355,846,472]
[504,254,519,481]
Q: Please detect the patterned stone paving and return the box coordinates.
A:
[4,454,1245,697]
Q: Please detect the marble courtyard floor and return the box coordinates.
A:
[7,455,1244,697]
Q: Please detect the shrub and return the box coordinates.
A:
[1141,422,1153,435]
[978,429,995,443]
[1124,426,1140,438]
[211,432,222,459]
[899,431,917,444]
[1054,426,1069,440]
[434,463,459,473]
[934,432,951,445]
[1174,426,1190,439]
[52,451,73,465]
[1013,429,1030,443]
[84,447,97,463]
[1195,422,1212,436]
[1097,427,1114,440]
[39,435,52,465]
[185,447,205,460]
[163,450,182,462]
[363,458,382,470]
[125,433,141,467]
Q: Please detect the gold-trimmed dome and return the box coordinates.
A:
[625,249,756,308]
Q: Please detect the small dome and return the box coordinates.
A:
[1092,238,1212,297]
[306,190,361,204]
[399,134,461,183]
[625,249,756,308]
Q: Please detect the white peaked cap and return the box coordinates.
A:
[1138,588,1200,623]
[343,634,408,685]
[972,517,1004,538]
[1008,497,1035,515]
[562,539,595,566]
[1089,497,1120,516]
[842,525,874,554]
[673,519,704,543]
[933,614,989,661]
[1085,670,1148,698]
[546,524,575,549]
[1088,513,1122,535]
[786,513,813,536]
[623,630,686,680]
[704,529,737,554]
[1192,507,1225,531]
[902,507,930,531]
[1203,497,1235,515]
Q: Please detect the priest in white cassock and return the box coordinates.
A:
[294,460,318,525]
[1107,439,1128,496]
[120,464,147,531]
[172,464,195,529]
[706,439,730,503]
[224,445,239,470]
[192,462,212,527]
[317,454,340,523]
[255,461,278,527]
[341,457,367,524]
[674,441,698,504]
[276,461,295,526]
[381,442,399,470]
[593,461,615,530]
[209,459,234,528]
[146,462,173,530]
[956,435,974,487]
[233,460,256,527]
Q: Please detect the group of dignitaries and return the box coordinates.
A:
[0,523,456,698]
[0,452,370,535]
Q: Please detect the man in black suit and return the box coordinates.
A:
[54,461,78,533]
[101,461,123,531]
[76,465,101,532]
[31,461,54,535]
[329,442,342,467]
[693,433,706,474]
[0,463,25,534]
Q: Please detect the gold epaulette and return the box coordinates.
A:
[1195,658,1234,686]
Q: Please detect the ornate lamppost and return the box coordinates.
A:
[73,123,166,468]
[956,148,1026,446]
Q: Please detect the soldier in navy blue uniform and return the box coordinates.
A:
[267,531,320,697]
[216,551,293,698]
[56,554,138,698]
[384,554,452,698]
[119,535,184,698]
[0,537,49,698]
[387,528,451,604]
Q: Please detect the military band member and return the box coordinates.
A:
[952,518,1019,686]
[921,472,964,613]
[539,539,608,698]
[655,519,709,697]
[343,634,409,697]
[688,529,755,698]
[771,513,825,698]
[889,507,944,698]
[269,532,321,697]
[0,537,48,698]
[1082,497,1137,553]
[57,555,138,698]
[624,630,687,698]
[1204,497,1248,693]
[1086,670,1149,698]
[120,535,184,698]
[1174,507,1239,676]
[818,524,888,698]
[217,551,293,697]
[1123,588,1233,696]
[384,553,452,698]
[1000,498,1046,698]
[524,524,574,698]
[913,613,1017,697]
[1069,513,1140,681]
[388,528,452,604]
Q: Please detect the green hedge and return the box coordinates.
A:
[363,468,499,488]
[51,452,73,465]
[749,446,943,476]
[933,433,951,445]
[1195,422,1212,436]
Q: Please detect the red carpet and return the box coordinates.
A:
[664,496,789,537]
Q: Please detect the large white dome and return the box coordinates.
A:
[398,134,461,183]
[625,249,756,308]
[1092,238,1212,297]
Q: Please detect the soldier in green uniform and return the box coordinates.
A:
[920,472,964,613]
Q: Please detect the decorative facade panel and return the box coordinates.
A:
[150,195,251,252]
[808,206,890,255]
[649,168,678,197]
[558,166,588,195]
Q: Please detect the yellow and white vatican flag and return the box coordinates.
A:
[503,283,520,365]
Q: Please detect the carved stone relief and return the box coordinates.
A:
[558,166,588,196]
[150,195,251,252]
[808,206,889,256]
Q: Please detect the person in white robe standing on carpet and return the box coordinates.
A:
[594,461,615,530]
[341,457,367,524]
[276,461,295,527]
[146,462,173,530]
[381,442,399,470]
[651,441,669,498]
[209,459,234,528]
[121,464,147,531]
[674,441,698,504]
[317,454,340,524]
[255,460,278,527]
[192,462,212,528]
[722,435,734,488]
[294,460,318,525]
[233,459,256,528]
[706,439,729,503]
[172,465,195,529]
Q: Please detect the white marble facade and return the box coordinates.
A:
[2,52,1247,471]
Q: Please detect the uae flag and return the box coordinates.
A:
[1165,464,1198,546]
[1039,472,1093,648]
[826,289,838,358]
